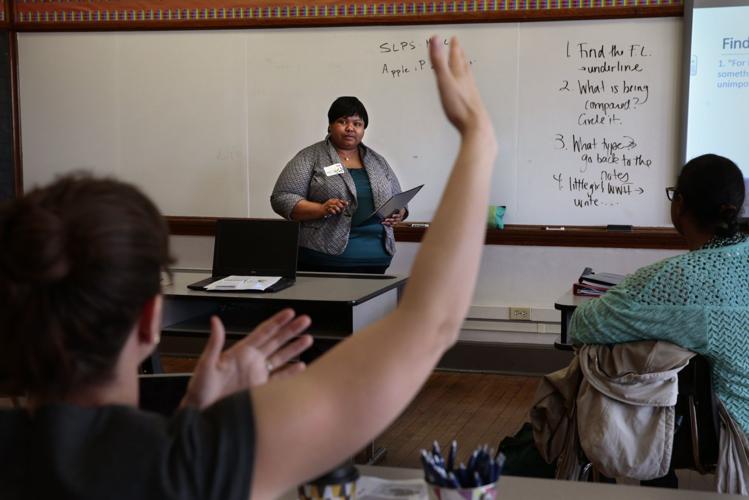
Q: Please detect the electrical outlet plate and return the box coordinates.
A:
[509,307,531,321]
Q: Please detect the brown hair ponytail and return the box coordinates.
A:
[0,174,173,399]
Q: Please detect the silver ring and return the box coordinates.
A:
[266,360,274,373]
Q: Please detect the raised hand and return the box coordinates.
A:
[180,309,313,409]
[429,36,492,135]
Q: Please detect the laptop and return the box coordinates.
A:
[188,219,300,293]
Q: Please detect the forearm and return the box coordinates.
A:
[569,290,642,344]
[398,125,497,344]
[251,311,441,498]
[569,288,704,348]
[290,199,325,221]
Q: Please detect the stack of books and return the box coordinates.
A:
[573,267,626,297]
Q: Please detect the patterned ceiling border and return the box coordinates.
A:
[13,0,683,29]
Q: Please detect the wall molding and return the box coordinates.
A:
[11,1,682,30]
[438,340,573,374]
[167,216,689,249]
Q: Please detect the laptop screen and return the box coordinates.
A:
[212,219,299,278]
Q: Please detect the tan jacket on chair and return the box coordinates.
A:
[531,340,694,481]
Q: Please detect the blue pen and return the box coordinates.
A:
[420,450,437,484]
[494,453,506,482]
[474,453,485,483]
[490,460,499,483]
[446,472,461,489]
[482,447,496,484]
[467,449,478,471]
[456,463,468,488]
[432,463,450,487]
[473,471,483,487]
[447,440,457,472]
[432,441,443,466]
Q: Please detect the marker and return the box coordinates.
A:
[411,223,430,228]
[545,226,565,231]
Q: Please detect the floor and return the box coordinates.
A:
[373,371,538,468]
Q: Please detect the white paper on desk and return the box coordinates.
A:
[356,476,428,500]
[205,275,281,291]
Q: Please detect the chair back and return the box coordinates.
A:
[672,355,720,473]
[138,373,191,416]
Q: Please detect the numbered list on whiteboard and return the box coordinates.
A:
[553,41,653,210]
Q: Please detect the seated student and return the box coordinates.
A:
[569,155,749,471]
[0,36,497,500]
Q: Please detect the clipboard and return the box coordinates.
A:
[367,184,424,220]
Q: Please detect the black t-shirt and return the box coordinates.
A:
[0,391,254,500]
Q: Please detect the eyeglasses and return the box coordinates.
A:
[665,187,678,201]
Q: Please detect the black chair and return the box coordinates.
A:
[138,373,191,416]
[671,354,720,474]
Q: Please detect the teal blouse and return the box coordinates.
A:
[569,233,749,435]
[300,168,391,268]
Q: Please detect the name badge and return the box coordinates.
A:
[324,163,345,176]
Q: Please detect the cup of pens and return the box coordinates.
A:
[421,441,503,500]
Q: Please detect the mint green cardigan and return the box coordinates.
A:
[570,235,749,435]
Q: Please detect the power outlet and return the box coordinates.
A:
[509,307,531,321]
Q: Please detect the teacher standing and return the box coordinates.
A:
[271,96,406,274]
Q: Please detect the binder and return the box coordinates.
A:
[578,267,626,287]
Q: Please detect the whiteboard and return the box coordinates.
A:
[17,17,681,226]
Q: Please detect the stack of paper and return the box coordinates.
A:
[205,275,281,291]
[355,476,427,500]
[573,267,626,297]
[573,282,613,297]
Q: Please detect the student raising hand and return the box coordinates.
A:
[429,36,493,136]
[181,310,313,409]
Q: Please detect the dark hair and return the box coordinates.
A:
[327,96,369,128]
[0,174,173,399]
[677,154,745,238]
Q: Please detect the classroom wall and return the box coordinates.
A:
[171,235,682,344]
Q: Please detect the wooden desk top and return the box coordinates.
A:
[163,270,407,305]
